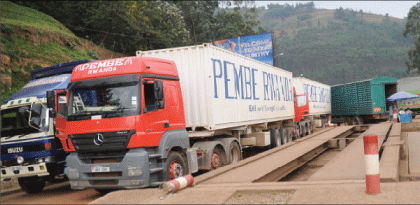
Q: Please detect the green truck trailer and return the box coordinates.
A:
[331,77,397,125]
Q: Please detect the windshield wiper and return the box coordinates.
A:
[104,106,129,117]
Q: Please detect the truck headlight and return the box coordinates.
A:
[44,156,53,163]
[67,167,79,179]
[17,156,24,165]
[127,166,142,177]
[37,158,44,163]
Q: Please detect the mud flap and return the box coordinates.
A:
[186,148,198,174]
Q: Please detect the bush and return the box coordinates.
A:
[87,50,98,60]
[297,14,312,21]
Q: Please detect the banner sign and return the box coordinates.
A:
[212,33,274,66]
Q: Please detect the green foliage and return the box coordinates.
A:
[1,71,30,102]
[87,50,98,60]
[264,2,314,20]
[276,17,411,85]
[12,1,263,55]
[1,1,74,37]
[333,7,357,22]
[297,14,312,21]
[403,3,420,74]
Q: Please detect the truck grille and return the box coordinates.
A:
[69,130,135,153]
[1,144,46,155]
[77,150,128,164]
[1,158,38,167]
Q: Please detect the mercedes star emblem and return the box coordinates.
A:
[93,133,104,146]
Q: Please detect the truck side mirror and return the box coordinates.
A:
[30,104,43,128]
[155,100,165,109]
[154,81,164,100]
[47,91,55,109]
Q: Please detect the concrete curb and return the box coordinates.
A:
[1,187,23,196]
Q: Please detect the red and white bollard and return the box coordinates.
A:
[161,174,194,194]
[392,108,398,123]
[363,134,380,194]
[325,116,337,127]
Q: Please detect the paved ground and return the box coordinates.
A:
[309,123,391,181]
[200,126,353,184]
[89,180,420,204]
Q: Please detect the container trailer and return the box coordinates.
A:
[330,77,397,125]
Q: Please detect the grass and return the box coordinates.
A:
[1,1,75,38]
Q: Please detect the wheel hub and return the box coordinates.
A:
[169,161,183,179]
[211,153,220,169]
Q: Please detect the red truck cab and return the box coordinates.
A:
[52,57,195,191]
[293,87,311,138]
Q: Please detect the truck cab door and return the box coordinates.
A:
[54,90,74,151]
[294,94,310,122]
[140,79,169,146]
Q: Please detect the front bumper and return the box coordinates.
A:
[66,148,152,190]
[1,162,49,181]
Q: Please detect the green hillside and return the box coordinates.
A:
[1,1,124,102]
[257,4,413,85]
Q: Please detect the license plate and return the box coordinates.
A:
[11,166,22,171]
[91,166,110,173]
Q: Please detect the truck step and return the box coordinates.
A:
[150,167,164,173]
[149,154,162,159]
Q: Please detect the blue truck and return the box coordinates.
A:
[0,60,93,193]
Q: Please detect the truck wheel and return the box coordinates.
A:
[287,130,294,142]
[211,147,222,170]
[228,141,241,164]
[270,129,281,148]
[300,123,306,138]
[351,117,357,125]
[280,129,288,144]
[18,177,46,194]
[165,151,189,180]
[306,122,312,135]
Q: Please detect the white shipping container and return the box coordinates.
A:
[293,77,331,115]
[137,44,294,131]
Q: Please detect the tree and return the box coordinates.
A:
[14,1,190,54]
[403,3,420,74]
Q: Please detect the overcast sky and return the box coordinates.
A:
[254,1,419,19]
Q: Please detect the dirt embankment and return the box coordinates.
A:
[1,25,124,100]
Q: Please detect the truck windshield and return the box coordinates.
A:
[1,104,48,138]
[67,76,139,120]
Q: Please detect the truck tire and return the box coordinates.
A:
[306,122,312,135]
[287,130,293,142]
[228,141,241,164]
[280,129,287,144]
[18,177,46,194]
[300,123,306,138]
[351,117,357,125]
[270,129,281,148]
[164,151,189,180]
